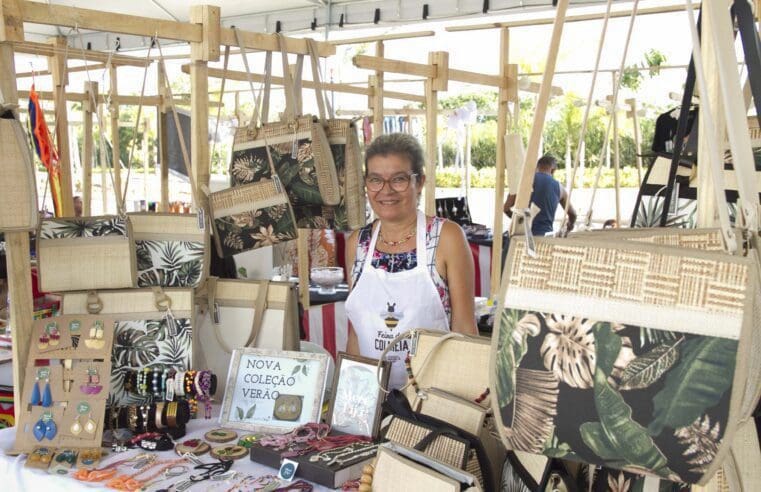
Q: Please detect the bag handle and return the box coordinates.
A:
[233,27,270,130]
[210,279,270,353]
[155,38,201,213]
[246,280,270,347]
[682,2,736,253]
[376,329,466,394]
[277,33,299,121]
[86,290,103,314]
[306,39,330,121]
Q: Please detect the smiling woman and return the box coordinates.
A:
[344,133,477,390]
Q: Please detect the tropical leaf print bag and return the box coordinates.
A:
[129,212,209,288]
[61,288,193,406]
[37,215,137,292]
[228,31,340,228]
[492,2,761,485]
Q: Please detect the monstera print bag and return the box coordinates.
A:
[492,2,761,485]
[62,288,194,407]
[129,212,208,288]
[228,31,340,229]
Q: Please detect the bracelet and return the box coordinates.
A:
[167,401,177,428]
[152,369,160,398]
[136,370,144,396]
[197,371,213,419]
[140,405,150,432]
[155,402,165,430]
[175,371,185,398]
[161,368,168,398]
[128,406,138,432]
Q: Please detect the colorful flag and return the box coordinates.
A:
[28,84,63,217]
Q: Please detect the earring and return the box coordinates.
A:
[49,326,60,347]
[45,418,57,440]
[33,418,46,441]
[84,413,97,434]
[37,333,49,350]
[80,368,102,395]
[69,320,81,349]
[41,377,52,408]
[83,321,105,350]
[70,415,82,436]
[30,375,41,406]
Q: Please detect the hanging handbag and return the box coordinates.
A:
[195,277,299,384]
[229,30,340,216]
[0,103,38,232]
[37,215,137,292]
[130,212,209,288]
[61,288,194,406]
[493,3,761,485]
[304,39,366,230]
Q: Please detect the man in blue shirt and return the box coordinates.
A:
[503,154,577,236]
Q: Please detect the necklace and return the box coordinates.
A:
[378,226,415,247]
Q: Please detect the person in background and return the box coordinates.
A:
[503,154,577,236]
[73,196,83,217]
[344,133,477,390]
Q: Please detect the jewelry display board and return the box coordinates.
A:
[14,315,114,454]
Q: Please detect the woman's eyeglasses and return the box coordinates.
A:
[364,173,417,192]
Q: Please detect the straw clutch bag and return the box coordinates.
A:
[37,215,136,292]
[383,414,470,469]
[0,104,38,232]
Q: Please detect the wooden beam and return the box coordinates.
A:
[373,41,384,138]
[330,30,435,45]
[1,0,24,42]
[297,231,310,309]
[626,97,643,185]
[12,40,150,67]
[218,29,335,57]
[611,72,621,226]
[109,63,123,212]
[157,62,169,212]
[492,27,510,295]
[189,59,209,212]
[446,2,701,31]
[98,103,108,213]
[82,81,97,216]
[190,4,220,63]
[354,54,508,88]
[187,64,426,103]
[49,36,74,217]
[512,0,569,234]
[424,81,437,215]
[16,0,201,42]
[15,62,109,78]
[0,39,34,428]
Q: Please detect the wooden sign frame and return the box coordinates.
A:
[219,348,329,434]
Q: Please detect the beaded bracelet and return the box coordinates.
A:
[195,370,213,419]
[152,369,160,397]
[161,368,168,398]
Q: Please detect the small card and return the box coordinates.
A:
[278,459,299,481]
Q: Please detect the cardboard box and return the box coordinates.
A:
[249,441,376,489]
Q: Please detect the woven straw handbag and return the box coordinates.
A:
[228,31,340,220]
[305,39,366,230]
[206,175,298,258]
[373,443,482,492]
[195,277,299,385]
[62,288,194,406]
[129,212,209,288]
[37,215,137,292]
[0,104,38,232]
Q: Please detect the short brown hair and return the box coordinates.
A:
[364,133,425,177]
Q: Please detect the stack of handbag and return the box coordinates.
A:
[210,31,364,259]
[492,3,761,490]
[377,330,506,492]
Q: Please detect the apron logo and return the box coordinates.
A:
[381,302,403,330]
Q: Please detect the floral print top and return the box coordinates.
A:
[351,216,451,320]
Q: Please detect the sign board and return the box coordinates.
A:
[220,348,329,434]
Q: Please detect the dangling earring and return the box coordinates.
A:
[33,418,46,441]
[83,321,105,350]
[84,413,97,434]
[70,415,82,436]
[69,320,81,350]
[45,417,57,440]
[41,376,52,408]
[30,375,41,406]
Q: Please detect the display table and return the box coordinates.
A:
[0,408,332,491]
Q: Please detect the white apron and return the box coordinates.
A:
[345,210,449,390]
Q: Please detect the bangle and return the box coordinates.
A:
[155,402,165,430]
[175,371,185,397]
[167,402,177,428]
[128,406,138,432]
[140,405,150,432]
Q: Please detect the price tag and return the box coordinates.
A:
[278,459,298,482]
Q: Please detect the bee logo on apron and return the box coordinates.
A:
[381,302,404,330]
